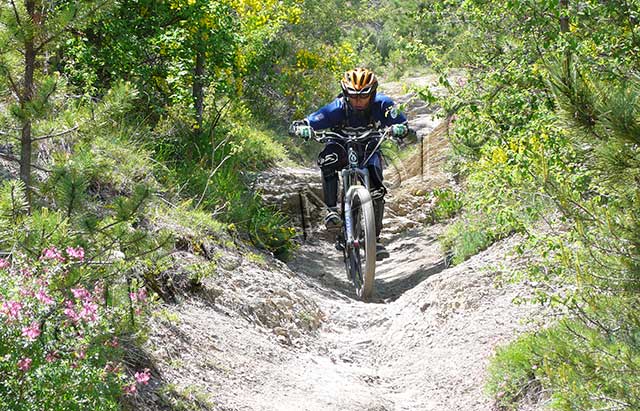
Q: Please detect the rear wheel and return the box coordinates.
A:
[345,186,376,301]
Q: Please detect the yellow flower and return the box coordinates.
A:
[492,147,508,164]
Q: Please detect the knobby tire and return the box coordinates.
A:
[346,186,376,301]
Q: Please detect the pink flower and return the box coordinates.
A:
[45,351,58,363]
[135,369,151,385]
[130,288,148,303]
[19,287,34,298]
[36,278,50,287]
[41,246,65,262]
[22,322,41,341]
[1,300,23,322]
[71,287,91,301]
[17,357,32,371]
[123,383,137,395]
[66,246,85,261]
[79,301,99,322]
[0,258,9,269]
[36,289,54,305]
[105,337,119,348]
[64,301,79,323]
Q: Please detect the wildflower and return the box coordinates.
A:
[66,246,85,261]
[130,288,148,303]
[123,383,137,395]
[64,301,79,323]
[41,246,65,262]
[71,287,91,301]
[22,322,41,341]
[45,351,58,363]
[93,282,104,297]
[79,301,99,322]
[17,357,32,371]
[0,258,9,269]
[135,369,151,385]
[137,288,147,303]
[36,278,50,287]
[36,288,55,305]
[1,300,23,322]
[19,287,34,298]
[104,337,119,348]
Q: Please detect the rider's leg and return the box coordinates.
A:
[318,142,347,229]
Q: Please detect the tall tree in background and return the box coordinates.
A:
[0,1,95,203]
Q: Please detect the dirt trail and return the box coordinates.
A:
[227,75,540,410]
[135,75,543,411]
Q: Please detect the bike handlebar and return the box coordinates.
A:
[310,127,395,144]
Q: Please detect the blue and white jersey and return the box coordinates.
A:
[305,93,407,130]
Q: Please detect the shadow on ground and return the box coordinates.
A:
[289,223,446,304]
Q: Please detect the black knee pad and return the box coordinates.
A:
[318,142,347,174]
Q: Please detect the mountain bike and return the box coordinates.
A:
[310,128,395,301]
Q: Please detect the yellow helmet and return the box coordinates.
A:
[340,68,378,97]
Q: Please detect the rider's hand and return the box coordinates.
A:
[288,121,313,141]
[295,125,313,141]
[391,124,408,139]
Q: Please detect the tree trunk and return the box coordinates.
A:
[193,49,205,129]
[559,0,572,76]
[21,0,38,206]
[559,0,569,33]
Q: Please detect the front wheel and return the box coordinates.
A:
[344,186,376,301]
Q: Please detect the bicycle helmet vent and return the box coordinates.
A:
[340,68,378,97]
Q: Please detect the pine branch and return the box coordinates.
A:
[32,125,79,142]
[10,0,22,27]
[1,66,22,101]
[0,152,51,173]
[34,1,109,54]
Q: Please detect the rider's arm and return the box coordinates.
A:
[380,95,408,126]
[374,94,409,138]
[305,98,347,130]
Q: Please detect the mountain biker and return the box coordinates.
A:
[289,67,408,261]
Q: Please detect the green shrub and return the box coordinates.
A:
[488,307,640,411]
[487,333,541,410]
[428,187,463,222]
[151,103,298,259]
[440,218,494,265]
